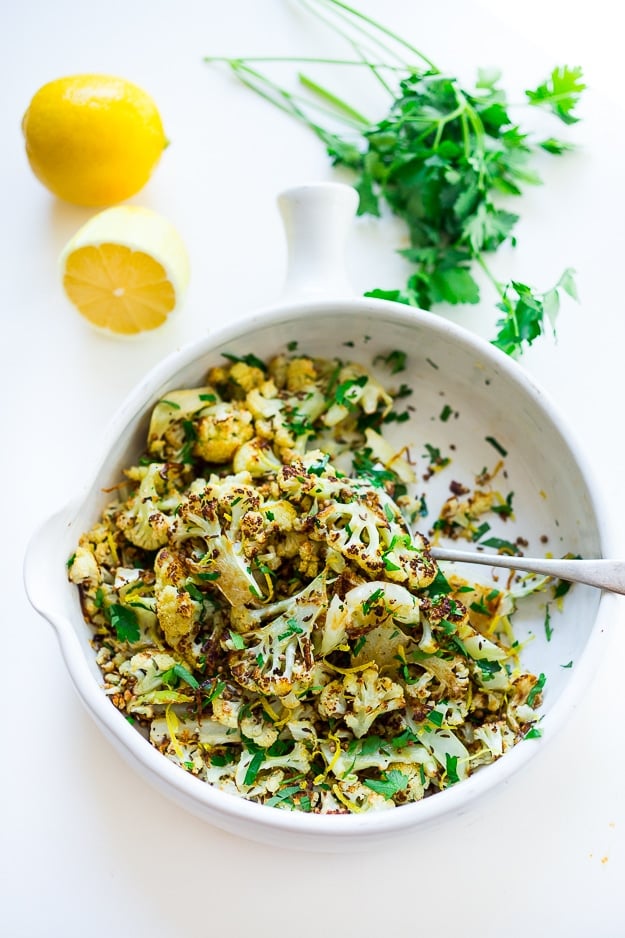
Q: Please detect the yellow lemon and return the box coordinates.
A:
[59,205,190,335]
[22,74,167,206]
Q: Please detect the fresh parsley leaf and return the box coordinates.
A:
[445,753,460,784]
[364,769,409,799]
[107,604,140,644]
[485,435,507,457]
[479,536,520,555]
[526,672,546,707]
[212,7,583,358]
[229,630,245,650]
[160,663,200,691]
[525,66,585,125]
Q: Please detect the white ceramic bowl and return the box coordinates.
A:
[24,184,612,852]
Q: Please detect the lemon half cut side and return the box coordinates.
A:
[60,206,190,336]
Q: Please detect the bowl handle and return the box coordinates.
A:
[23,505,75,629]
[277,182,359,301]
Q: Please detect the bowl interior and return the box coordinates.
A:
[57,299,604,823]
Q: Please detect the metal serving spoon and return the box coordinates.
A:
[429,547,625,596]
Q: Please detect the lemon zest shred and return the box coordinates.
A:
[261,699,281,723]
[165,705,185,761]
[324,659,375,675]
[107,532,119,565]
[332,783,363,813]
[326,731,343,774]
[262,569,274,600]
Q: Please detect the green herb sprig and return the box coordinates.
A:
[206,0,584,357]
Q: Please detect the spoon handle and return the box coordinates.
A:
[429,548,625,595]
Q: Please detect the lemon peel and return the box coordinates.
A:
[22,74,167,206]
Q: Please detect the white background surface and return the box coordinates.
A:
[3,1,624,935]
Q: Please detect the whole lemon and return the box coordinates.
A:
[22,74,167,206]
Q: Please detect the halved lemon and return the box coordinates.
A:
[60,205,190,335]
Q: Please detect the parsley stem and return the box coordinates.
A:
[316,0,438,71]
[205,56,413,70]
[228,60,366,132]
[298,72,370,125]
[476,255,521,344]
[301,0,397,95]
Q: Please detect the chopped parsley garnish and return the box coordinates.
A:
[222,352,268,372]
[160,663,200,691]
[445,753,460,784]
[364,769,409,799]
[492,492,515,519]
[277,619,305,641]
[423,443,450,468]
[334,375,368,409]
[375,349,407,374]
[485,436,508,457]
[526,672,546,707]
[184,582,205,603]
[479,536,520,555]
[229,630,246,650]
[475,658,502,681]
[107,603,140,644]
[243,750,265,786]
[426,708,444,728]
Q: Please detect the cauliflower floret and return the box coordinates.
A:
[330,778,395,813]
[312,493,437,589]
[318,665,405,738]
[115,462,175,551]
[319,581,421,655]
[232,437,283,477]
[284,356,319,392]
[147,387,220,459]
[228,574,327,703]
[153,548,202,655]
[403,703,471,781]
[234,740,312,794]
[228,361,266,393]
[435,488,499,541]
[68,543,100,585]
[194,402,254,463]
[363,427,416,484]
[173,491,265,607]
[323,362,393,428]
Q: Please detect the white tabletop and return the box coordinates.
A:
[4,1,624,935]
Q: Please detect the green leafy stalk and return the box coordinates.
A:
[206,0,585,357]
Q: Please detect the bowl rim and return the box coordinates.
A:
[24,293,616,841]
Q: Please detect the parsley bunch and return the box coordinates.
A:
[207,0,585,356]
